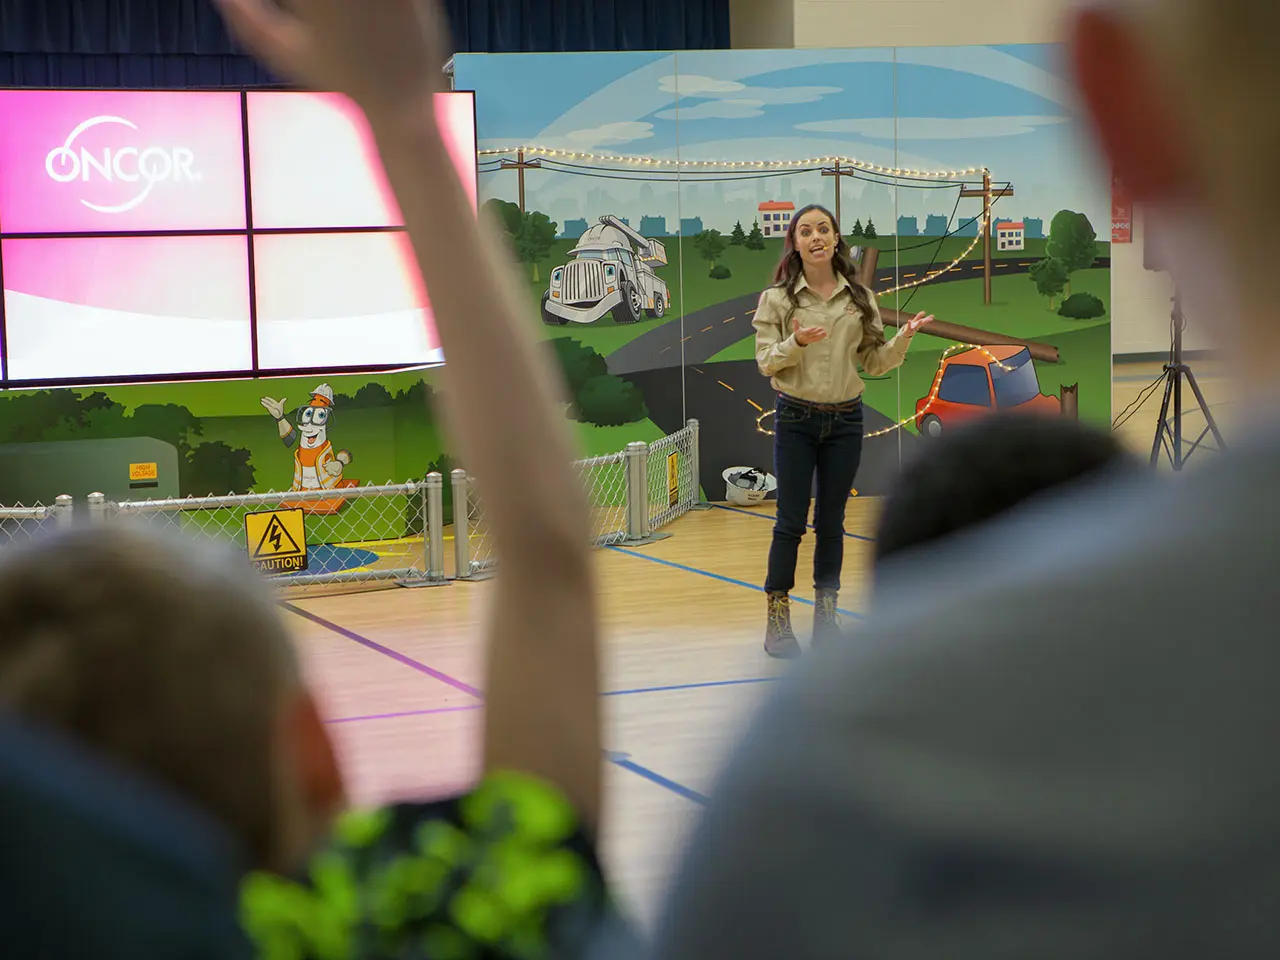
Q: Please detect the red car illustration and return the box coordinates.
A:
[915,344,1060,438]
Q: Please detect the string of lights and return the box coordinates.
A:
[476,145,986,181]
[878,203,990,296]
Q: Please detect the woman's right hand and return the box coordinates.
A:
[792,318,828,346]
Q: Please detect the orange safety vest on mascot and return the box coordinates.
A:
[293,440,340,491]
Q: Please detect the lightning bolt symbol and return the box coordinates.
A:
[269,525,283,552]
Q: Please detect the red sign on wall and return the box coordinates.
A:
[1111,173,1132,243]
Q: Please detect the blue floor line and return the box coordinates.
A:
[607,545,864,619]
[710,502,877,543]
[607,753,708,805]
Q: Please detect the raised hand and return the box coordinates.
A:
[215,0,447,121]
[260,397,287,420]
[902,311,934,339]
[792,317,829,346]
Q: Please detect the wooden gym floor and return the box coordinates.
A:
[281,359,1235,929]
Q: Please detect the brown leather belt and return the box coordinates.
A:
[778,393,862,414]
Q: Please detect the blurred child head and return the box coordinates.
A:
[0,525,344,874]
[874,414,1134,567]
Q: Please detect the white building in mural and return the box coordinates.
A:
[996,221,1025,251]
[758,201,795,238]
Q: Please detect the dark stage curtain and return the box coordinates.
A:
[0,0,729,87]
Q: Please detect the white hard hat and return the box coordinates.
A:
[722,466,776,506]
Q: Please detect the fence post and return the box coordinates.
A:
[424,474,446,582]
[687,418,711,510]
[86,492,107,525]
[451,469,472,579]
[624,441,650,542]
[52,494,74,527]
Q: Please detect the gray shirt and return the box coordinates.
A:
[651,433,1280,959]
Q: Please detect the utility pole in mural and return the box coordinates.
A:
[960,170,1015,305]
[821,158,859,226]
[499,148,542,213]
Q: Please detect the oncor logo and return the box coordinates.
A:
[44,116,203,214]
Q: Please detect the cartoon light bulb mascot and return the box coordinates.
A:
[260,384,352,492]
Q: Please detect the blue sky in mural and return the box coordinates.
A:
[454,45,1107,238]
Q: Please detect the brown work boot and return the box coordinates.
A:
[811,589,841,649]
[764,591,801,659]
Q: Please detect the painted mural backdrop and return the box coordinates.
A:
[454,45,1112,496]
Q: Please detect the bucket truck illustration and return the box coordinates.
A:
[542,215,670,326]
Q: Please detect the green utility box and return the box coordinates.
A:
[0,438,181,506]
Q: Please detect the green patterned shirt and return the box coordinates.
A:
[240,771,619,960]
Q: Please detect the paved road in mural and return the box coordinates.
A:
[624,359,918,499]
[606,254,1097,374]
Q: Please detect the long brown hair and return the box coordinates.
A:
[771,204,883,349]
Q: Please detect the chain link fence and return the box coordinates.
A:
[109,481,445,592]
[0,498,71,548]
[452,420,702,579]
[0,421,702,593]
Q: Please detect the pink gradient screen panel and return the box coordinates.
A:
[2,236,252,381]
[247,91,477,228]
[253,232,440,370]
[0,90,247,234]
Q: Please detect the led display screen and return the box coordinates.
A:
[0,89,477,385]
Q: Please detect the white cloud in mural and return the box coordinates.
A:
[654,99,766,120]
[796,116,1069,140]
[563,121,655,147]
[658,75,741,96]
[658,74,842,107]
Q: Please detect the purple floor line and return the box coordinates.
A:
[280,601,483,699]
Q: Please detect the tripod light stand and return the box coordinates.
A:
[1149,291,1225,469]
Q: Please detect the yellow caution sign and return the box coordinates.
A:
[129,462,158,481]
[245,508,308,574]
[667,451,680,508]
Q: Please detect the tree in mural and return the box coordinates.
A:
[1029,257,1070,310]
[184,442,255,497]
[850,218,864,238]
[546,337,648,426]
[483,198,558,281]
[0,391,256,497]
[864,219,878,239]
[745,220,766,250]
[1046,210,1098,297]
[730,221,747,245]
[692,229,729,278]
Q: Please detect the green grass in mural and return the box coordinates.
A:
[519,238,1102,357]
[889,267,1110,340]
[707,269,1111,364]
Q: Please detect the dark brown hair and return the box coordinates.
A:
[771,203,883,349]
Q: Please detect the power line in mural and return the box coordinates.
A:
[479,157,977,191]
[476,145,986,181]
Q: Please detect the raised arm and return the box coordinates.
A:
[218,0,601,830]
[753,289,806,377]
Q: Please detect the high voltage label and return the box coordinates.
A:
[245,508,308,574]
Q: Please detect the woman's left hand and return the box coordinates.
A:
[901,312,934,339]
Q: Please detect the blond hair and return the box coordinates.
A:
[0,524,300,870]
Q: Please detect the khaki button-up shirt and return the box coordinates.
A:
[752,273,910,404]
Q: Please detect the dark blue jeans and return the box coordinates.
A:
[764,395,864,594]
